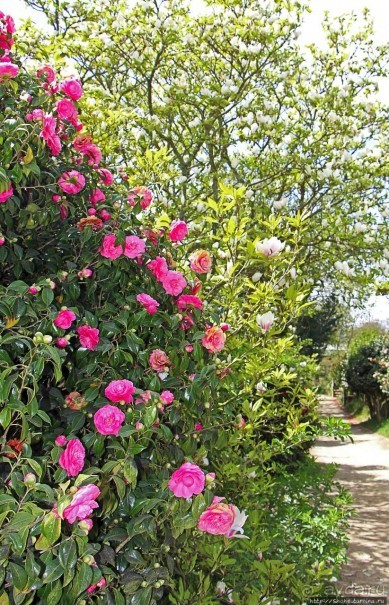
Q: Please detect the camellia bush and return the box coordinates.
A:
[0,14,352,605]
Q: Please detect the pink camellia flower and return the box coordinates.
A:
[55,435,67,446]
[40,114,62,156]
[168,219,188,242]
[161,270,187,296]
[36,64,56,83]
[87,578,107,594]
[54,309,76,329]
[79,518,93,532]
[194,423,203,432]
[256,311,275,332]
[60,78,83,100]
[136,293,159,315]
[58,438,85,477]
[78,267,93,278]
[105,379,136,404]
[255,236,285,257]
[160,390,174,406]
[197,499,235,535]
[176,294,203,312]
[89,188,105,205]
[168,462,205,498]
[62,484,100,523]
[94,404,125,436]
[98,168,114,185]
[0,61,19,81]
[100,234,123,260]
[55,337,69,348]
[123,235,146,259]
[180,315,195,331]
[189,250,212,274]
[149,349,171,372]
[147,256,168,281]
[77,325,99,350]
[56,98,78,122]
[0,12,15,51]
[127,186,153,210]
[202,326,226,353]
[58,170,85,194]
[0,185,13,203]
[78,143,102,165]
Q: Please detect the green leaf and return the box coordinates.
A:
[41,287,54,306]
[72,562,93,596]
[8,562,28,591]
[41,513,61,546]
[42,560,63,584]
[129,587,152,605]
[58,539,77,570]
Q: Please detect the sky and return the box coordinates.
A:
[3,0,389,324]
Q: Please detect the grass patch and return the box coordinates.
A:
[343,396,370,422]
[363,418,389,439]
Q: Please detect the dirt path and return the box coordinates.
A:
[311,396,389,596]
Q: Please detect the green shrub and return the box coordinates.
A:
[0,16,351,605]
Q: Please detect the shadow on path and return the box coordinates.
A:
[311,396,389,595]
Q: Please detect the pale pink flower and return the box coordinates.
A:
[58,170,85,194]
[58,438,85,477]
[147,256,168,281]
[256,236,285,257]
[100,234,123,260]
[104,379,136,404]
[0,185,13,203]
[189,250,212,274]
[77,325,99,350]
[149,349,171,372]
[202,326,226,353]
[168,219,188,242]
[78,268,93,278]
[123,235,146,259]
[62,484,100,523]
[161,270,187,296]
[136,293,159,315]
[256,311,275,332]
[54,309,76,329]
[168,462,205,498]
[60,78,83,100]
[94,404,125,436]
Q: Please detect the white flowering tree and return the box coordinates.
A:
[20,0,389,300]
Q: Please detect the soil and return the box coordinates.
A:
[311,396,389,597]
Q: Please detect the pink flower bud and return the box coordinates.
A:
[205,472,216,484]
[135,422,144,430]
[185,344,194,353]
[56,337,69,348]
[52,194,61,203]
[220,323,230,332]
[28,286,38,295]
[78,518,93,532]
[0,237,5,246]
[88,208,97,215]
[194,423,203,432]
[55,435,67,446]
[24,473,36,486]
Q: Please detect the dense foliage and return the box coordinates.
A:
[295,295,341,360]
[344,335,389,421]
[1,10,353,605]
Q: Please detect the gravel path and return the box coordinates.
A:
[311,396,389,597]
